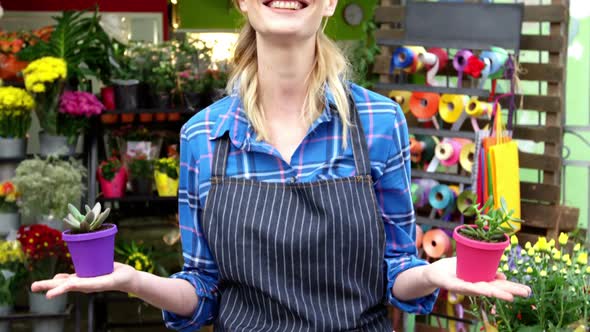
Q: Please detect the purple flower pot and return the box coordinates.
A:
[62,224,118,278]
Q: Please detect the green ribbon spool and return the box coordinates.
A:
[457,190,478,216]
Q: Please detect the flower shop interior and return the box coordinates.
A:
[0,0,589,331]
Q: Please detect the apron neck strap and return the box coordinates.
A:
[210,90,372,178]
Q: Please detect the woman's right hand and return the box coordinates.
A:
[31,263,138,299]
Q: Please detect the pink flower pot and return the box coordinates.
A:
[98,167,127,199]
[453,225,509,282]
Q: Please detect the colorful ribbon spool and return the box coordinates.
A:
[388,90,412,114]
[480,47,509,79]
[453,49,473,88]
[460,143,476,173]
[457,190,477,216]
[405,46,427,73]
[439,94,469,124]
[466,97,493,117]
[410,135,436,163]
[410,92,440,120]
[391,46,425,74]
[422,228,452,259]
[416,225,423,249]
[412,179,439,209]
[429,184,456,215]
[426,47,448,71]
[435,139,463,167]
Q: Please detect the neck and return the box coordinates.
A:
[256,33,317,118]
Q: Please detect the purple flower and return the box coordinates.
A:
[59,91,105,117]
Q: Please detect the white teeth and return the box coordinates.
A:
[269,1,303,10]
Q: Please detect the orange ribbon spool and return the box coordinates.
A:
[422,229,452,259]
[410,92,440,120]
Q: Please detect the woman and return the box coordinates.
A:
[32,0,531,330]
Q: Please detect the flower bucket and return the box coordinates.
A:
[120,113,136,123]
[154,93,170,122]
[38,133,76,157]
[113,80,139,110]
[139,113,153,123]
[154,171,179,197]
[62,224,117,278]
[101,86,116,110]
[167,112,181,122]
[28,291,67,332]
[453,225,509,282]
[131,178,153,195]
[0,304,12,332]
[98,167,127,199]
[0,137,26,159]
[0,212,20,236]
[100,112,119,124]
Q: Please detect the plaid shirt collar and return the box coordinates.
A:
[208,84,338,152]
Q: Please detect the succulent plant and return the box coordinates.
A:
[63,203,111,233]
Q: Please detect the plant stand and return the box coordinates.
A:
[38,133,76,157]
[28,292,67,332]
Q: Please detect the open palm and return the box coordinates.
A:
[31,263,136,299]
[426,257,530,301]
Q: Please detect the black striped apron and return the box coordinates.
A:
[202,98,392,331]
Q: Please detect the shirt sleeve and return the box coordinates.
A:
[162,126,220,331]
[374,105,439,314]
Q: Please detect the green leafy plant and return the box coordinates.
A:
[63,202,111,234]
[0,240,26,306]
[17,9,113,83]
[128,156,153,180]
[12,156,87,220]
[99,157,123,181]
[348,19,381,89]
[458,196,522,243]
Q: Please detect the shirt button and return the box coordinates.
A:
[290,176,297,183]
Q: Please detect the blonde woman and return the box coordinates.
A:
[32,0,531,330]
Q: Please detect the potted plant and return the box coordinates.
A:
[0,240,25,330]
[111,41,140,117]
[98,157,127,199]
[0,86,35,159]
[59,90,104,145]
[12,157,87,231]
[62,203,117,278]
[17,224,72,332]
[128,154,154,195]
[116,126,163,162]
[22,56,69,156]
[147,61,176,122]
[453,196,521,282]
[178,70,207,111]
[154,157,179,197]
[0,181,20,236]
[476,233,590,331]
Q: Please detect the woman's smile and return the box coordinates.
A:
[263,0,309,12]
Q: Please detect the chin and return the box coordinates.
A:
[249,0,322,39]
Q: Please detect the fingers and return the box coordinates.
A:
[458,281,515,302]
[495,272,507,280]
[490,279,531,298]
[45,275,114,299]
[31,277,70,292]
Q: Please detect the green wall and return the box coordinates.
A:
[178,0,378,40]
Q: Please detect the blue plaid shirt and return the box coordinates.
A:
[163,83,438,331]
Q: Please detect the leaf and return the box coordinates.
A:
[79,220,90,233]
[68,203,84,221]
[85,204,91,214]
[63,214,80,229]
[90,208,110,230]
[500,197,508,213]
[91,202,101,219]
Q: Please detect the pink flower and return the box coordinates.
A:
[59,91,105,117]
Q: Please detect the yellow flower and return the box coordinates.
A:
[525,242,532,249]
[561,268,568,274]
[528,247,535,256]
[562,254,570,262]
[534,237,549,252]
[559,232,569,246]
[575,269,581,274]
[501,255,508,262]
[548,239,555,248]
[553,250,562,260]
[510,235,518,246]
[574,243,581,252]
[526,267,533,274]
[567,260,572,267]
[586,266,590,274]
[577,252,588,265]
[502,264,509,271]
[552,265,558,272]
[517,259,524,265]
[534,256,542,264]
[540,270,547,277]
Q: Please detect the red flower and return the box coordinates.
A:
[464,55,486,78]
[516,311,522,320]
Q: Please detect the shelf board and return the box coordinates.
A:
[374,83,489,98]
[0,304,73,321]
[409,128,476,140]
[416,216,462,230]
[412,170,472,185]
[103,108,201,115]
[0,153,84,163]
[98,195,178,203]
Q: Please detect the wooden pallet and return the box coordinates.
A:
[372,0,578,242]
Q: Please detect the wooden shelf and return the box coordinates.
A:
[416,216,462,230]
[412,170,472,185]
[0,305,73,321]
[103,108,201,115]
[409,128,476,140]
[98,195,177,203]
[373,83,489,98]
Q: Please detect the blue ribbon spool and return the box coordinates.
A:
[429,184,456,215]
[480,47,508,79]
[390,47,416,73]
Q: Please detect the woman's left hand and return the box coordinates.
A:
[424,257,531,302]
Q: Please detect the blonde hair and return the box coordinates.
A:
[227,2,351,145]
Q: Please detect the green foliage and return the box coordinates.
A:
[17,9,113,83]
[128,157,153,180]
[12,156,87,219]
[154,157,179,179]
[348,19,381,89]
[63,202,111,234]
[99,157,123,181]
[458,196,522,243]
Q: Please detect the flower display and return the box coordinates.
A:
[99,157,124,182]
[0,86,35,138]
[154,157,179,180]
[23,56,67,93]
[115,241,155,273]
[16,224,72,282]
[0,240,26,306]
[59,91,104,117]
[477,233,590,331]
[0,181,19,213]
